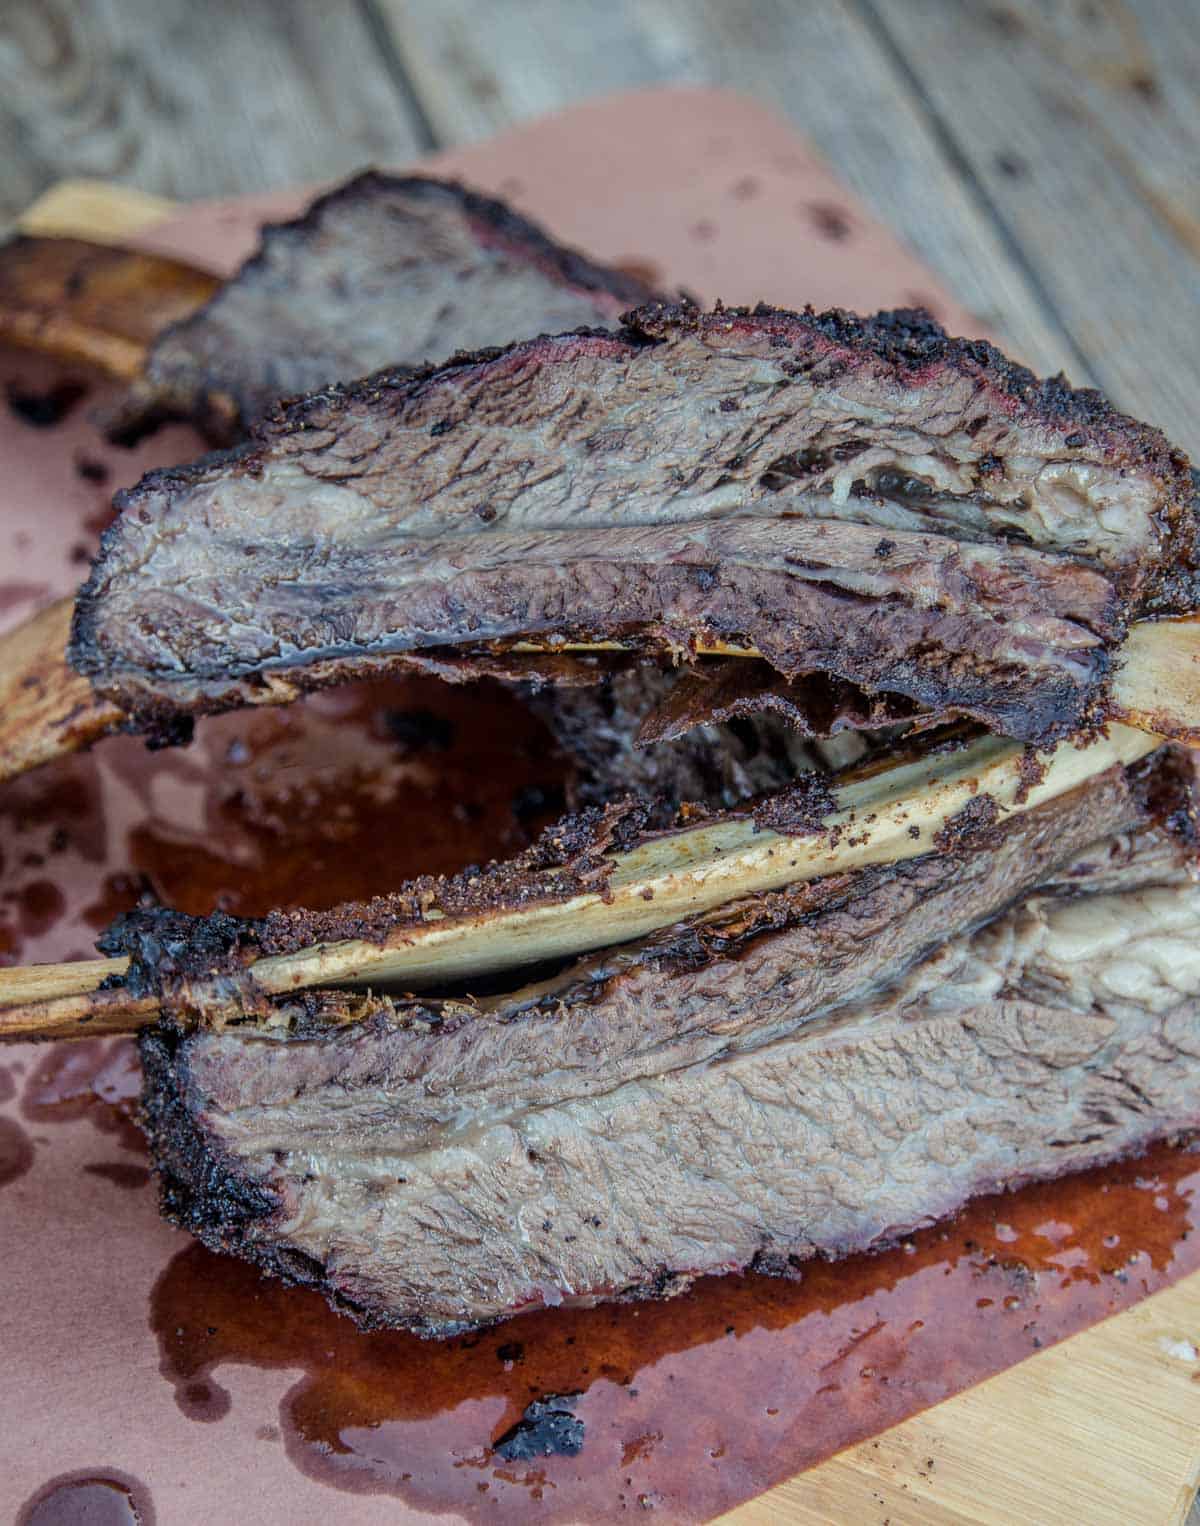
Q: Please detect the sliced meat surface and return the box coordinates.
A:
[109,170,657,444]
[75,305,1196,745]
[136,751,1199,1335]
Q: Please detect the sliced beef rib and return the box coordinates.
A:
[137,751,1200,1336]
[76,305,1197,745]
[109,170,657,444]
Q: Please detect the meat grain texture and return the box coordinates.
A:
[138,753,1200,1336]
[76,305,1198,745]
[73,208,1200,1337]
[110,170,657,443]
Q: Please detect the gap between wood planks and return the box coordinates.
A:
[370,0,1200,451]
[849,0,1097,384]
[367,0,1082,379]
[853,0,1200,457]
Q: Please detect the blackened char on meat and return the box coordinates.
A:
[525,663,833,822]
[136,752,1200,1336]
[528,660,918,820]
[108,170,658,445]
[105,796,652,1019]
[74,304,1197,746]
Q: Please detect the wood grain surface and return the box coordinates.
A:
[372,0,1200,455]
[0,0,429,216]
[865,0,1200,459]
[371,0,1078,380]
[5,0,1195,451]
[722,1270,1200,1525]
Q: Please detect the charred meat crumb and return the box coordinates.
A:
[932,793,1004,854]
[752,772,839,836]
[99,903,263,1008]
[7,377,89,427]
[1014,746,1048,806]
[493,1396,584,1460]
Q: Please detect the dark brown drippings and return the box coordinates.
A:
[614,258,663,290]
[21,1039,143,1154]
[0,579,51,615]
[123,679,570,921]
[148,1139,1200,1520]
[0,1062,15,1103]
[7,877,66,938]
[0,1114,33,1188]
[16,1470,154,1526]
[84,1162,152,1190]
[5,377,89,428]
[0,675,571,968]
[2,343,1197,1513]
[75,456,110,486]
[83,501,118,539]
[807,201,853,242]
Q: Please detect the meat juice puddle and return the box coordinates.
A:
[148,1139,1200,1522]
[2,350,1199,1518]
[15,1470,155,1526]
[6,699,1200,1519]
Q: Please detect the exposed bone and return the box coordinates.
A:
[1110,615,1200,742]
[0,598,125,784]
[0,722,1158,1041]
[0,234,217,379]
[0,971,154,1041]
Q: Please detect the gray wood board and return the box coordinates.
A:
[373,0,1080,381]
[0,0,429,231]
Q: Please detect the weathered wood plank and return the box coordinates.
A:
[862,0,1200,454]
[0,0,430,236]
[373,0,1081,378]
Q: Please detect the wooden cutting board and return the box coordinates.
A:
[11,101,1200,1526]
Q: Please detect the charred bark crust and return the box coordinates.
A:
[126,748,1198,1338]
[137,1025,278,1245]
[111,170,660,446]
[72,301,1196,750]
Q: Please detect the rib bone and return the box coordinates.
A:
[0,722,1158,1040]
